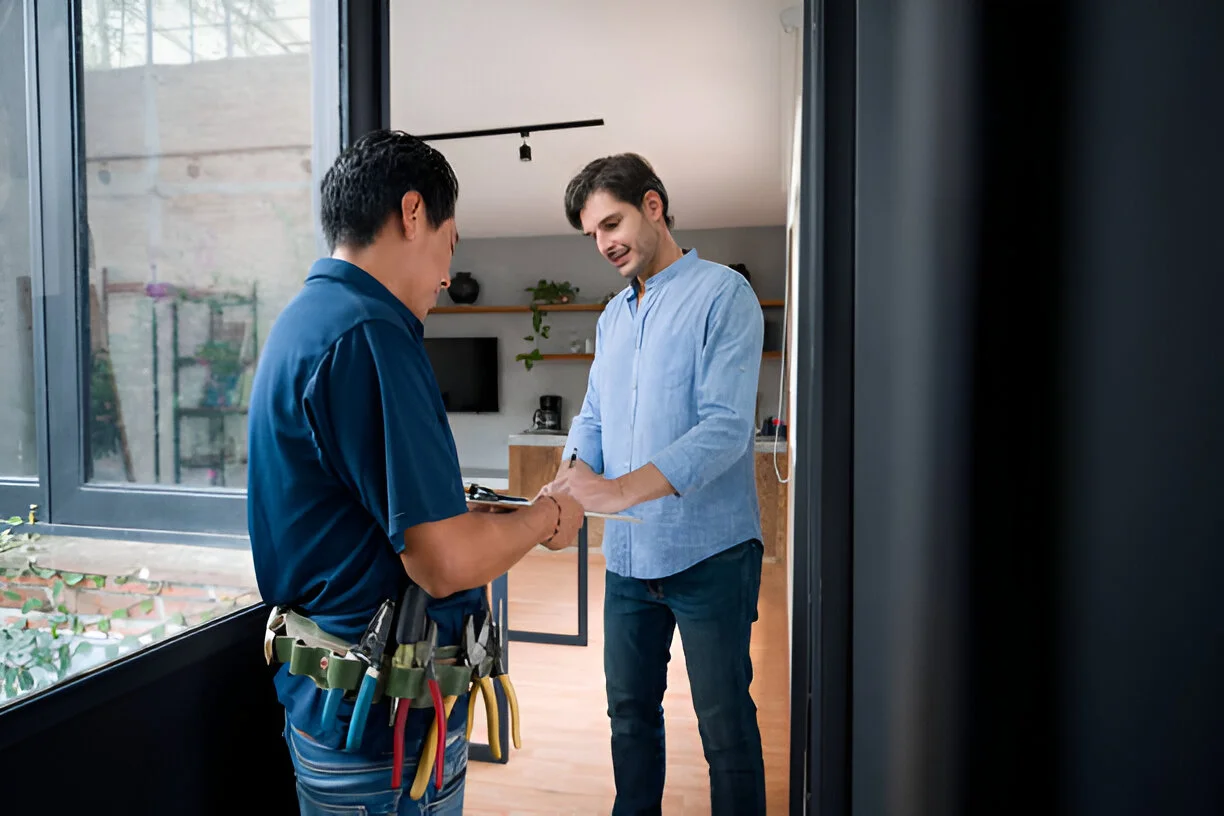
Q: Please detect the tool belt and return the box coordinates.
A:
[263,607,473,706]
[264,584,519,800]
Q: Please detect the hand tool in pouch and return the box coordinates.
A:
[342,598,396,752]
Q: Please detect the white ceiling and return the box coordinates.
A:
[389,0,801,239]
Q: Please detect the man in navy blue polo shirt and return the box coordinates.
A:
[247,130,585,814]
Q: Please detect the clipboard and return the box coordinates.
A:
[464,483,641,523]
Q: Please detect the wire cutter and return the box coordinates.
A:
[462,613,501,759]
[395,584,448,795]
[342,598,396,752]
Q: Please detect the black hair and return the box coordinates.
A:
[563,153,674,232]
[319,130,459,252]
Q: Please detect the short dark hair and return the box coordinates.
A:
[563,153,674,232]
[320,130,459,252]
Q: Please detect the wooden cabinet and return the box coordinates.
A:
[507,444,789,561]
[756,450,789,562]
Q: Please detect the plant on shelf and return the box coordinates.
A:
[516,279,580,370]
[194,338,245,407]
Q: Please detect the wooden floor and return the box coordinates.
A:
[463,548,790,815]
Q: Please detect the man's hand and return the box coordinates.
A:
[466,501,516,514]
[536,492,585,550]
[542,462,631,515]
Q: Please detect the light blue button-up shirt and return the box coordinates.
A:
[563,249,765,579]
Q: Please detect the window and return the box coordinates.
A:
[0,2,38,481]
[78,0,315,491]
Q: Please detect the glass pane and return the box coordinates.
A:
[79,0,314,488]
[0,2,39,479]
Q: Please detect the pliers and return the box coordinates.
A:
[395,584,449,797]
[462,614,502,759]
[483,597,522,752]
[344,599,396,752]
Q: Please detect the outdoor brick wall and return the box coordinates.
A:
[80,53,316,486]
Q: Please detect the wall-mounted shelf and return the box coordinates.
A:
[539,351,783,362]
[429,299,784,315]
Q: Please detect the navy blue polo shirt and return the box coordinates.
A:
[247,257,482,753]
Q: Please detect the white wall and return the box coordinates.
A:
[432,226,790,472]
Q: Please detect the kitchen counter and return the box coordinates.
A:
[508,432,789,455]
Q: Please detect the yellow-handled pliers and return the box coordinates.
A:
[485,615,522,751]
[409,694,458,801]
[495,671,522,751]
[465,674,501,758]
[463,608,523,754]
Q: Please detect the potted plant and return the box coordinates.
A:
[517,279,580,370]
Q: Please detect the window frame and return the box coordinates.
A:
[0,0,50,521]
[18,0,357,539]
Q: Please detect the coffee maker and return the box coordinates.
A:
[531,395,563,432]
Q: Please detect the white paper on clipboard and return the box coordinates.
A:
[464,495,641,523]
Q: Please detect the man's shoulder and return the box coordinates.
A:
[691,257,755,299]
[266,281,408,364]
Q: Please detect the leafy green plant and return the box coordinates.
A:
[0,506,39,555]
[90,350,123,460]
[517,279,580,371]
[1,506,250,702]
[194,339,244,379]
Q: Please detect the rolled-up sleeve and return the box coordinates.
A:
[563,317,606,473]
[649,282,763,495]
[304,320,468,549]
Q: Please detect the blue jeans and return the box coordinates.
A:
[283,707,468,815]
[604,539,766,816]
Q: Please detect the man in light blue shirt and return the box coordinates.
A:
[543,153,767,815]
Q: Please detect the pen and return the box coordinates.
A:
[568,451,577,469]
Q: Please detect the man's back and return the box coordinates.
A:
[247,258,479,750]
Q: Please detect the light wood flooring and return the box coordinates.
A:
[463,548,791,815]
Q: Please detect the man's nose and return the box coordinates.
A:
[597,234,613,257]
[439,268,451,288]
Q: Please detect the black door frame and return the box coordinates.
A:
[788,0,854,813]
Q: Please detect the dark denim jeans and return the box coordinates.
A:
[283,709,468,815]
[604,538,766,816]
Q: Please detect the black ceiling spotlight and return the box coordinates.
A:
[415,118,604,162]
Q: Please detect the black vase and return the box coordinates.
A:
[447,271,480,304]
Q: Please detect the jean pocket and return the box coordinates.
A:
[295,782,374,815]
[422,764,467,815]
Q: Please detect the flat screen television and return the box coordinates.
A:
[423,336,500,413]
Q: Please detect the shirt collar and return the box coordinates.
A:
[627,248,700,302]
[306,257,424,337]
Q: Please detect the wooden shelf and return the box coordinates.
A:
[762,350,783,359]
[430,298,785,315]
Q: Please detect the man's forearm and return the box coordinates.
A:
[401,500,559,596]
[614,463,676,508]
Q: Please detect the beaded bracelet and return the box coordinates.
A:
[539,495,562,545]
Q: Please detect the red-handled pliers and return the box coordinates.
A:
[389,674,445,788]
[426,667,446,789]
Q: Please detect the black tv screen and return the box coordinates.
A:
[423,336,500,413]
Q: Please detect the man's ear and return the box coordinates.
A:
[642,190,664,224]
[400,191,423,240]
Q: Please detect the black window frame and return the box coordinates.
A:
[0,0,49,521]
[1,0,386,541]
